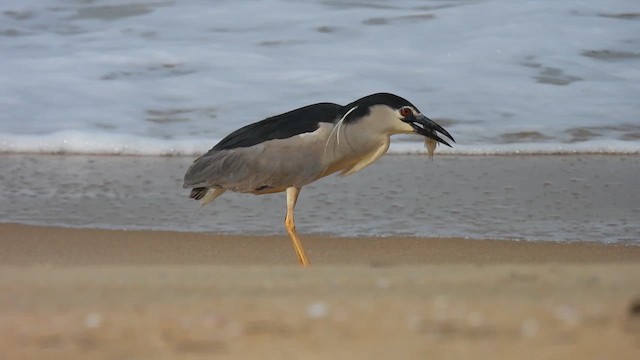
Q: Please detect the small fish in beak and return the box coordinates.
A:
[425,138,437,160]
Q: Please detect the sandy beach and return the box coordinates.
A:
[1,154,639,359]
[2,0,639,357]
[1,223,640,359]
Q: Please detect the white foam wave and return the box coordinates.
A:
[0,131,204,156]
[2,131,638,156]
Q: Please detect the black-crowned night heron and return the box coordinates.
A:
[184,93,454,266]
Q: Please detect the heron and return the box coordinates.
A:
[183,93,454,266]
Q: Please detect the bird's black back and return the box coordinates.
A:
[203,93,416,153]
[208,102,342,152]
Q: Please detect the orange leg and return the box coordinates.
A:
[285,187,310,266]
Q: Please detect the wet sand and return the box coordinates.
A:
[1,154,639,242]
[2,223,640,266]
[2,223,640,359]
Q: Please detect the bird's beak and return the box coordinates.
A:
[405,114,455,147]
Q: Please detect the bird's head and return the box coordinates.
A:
[342,93,455,147]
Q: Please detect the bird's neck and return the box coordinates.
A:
[321,128,391,177]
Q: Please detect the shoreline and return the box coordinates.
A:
[1,154,639,243]
[2,223,640,266]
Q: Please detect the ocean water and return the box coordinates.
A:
[1,0,639,155]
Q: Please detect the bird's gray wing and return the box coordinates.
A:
[184,125,334,193]
[184,102,342,193]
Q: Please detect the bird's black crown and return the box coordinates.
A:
[342,93,418,123]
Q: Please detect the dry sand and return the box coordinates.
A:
[1,223,640,359]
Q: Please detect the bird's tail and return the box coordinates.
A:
[189,187,226,207]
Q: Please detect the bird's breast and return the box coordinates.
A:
[320,129,391,177]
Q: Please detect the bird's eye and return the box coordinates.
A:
[399,108,412,117]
